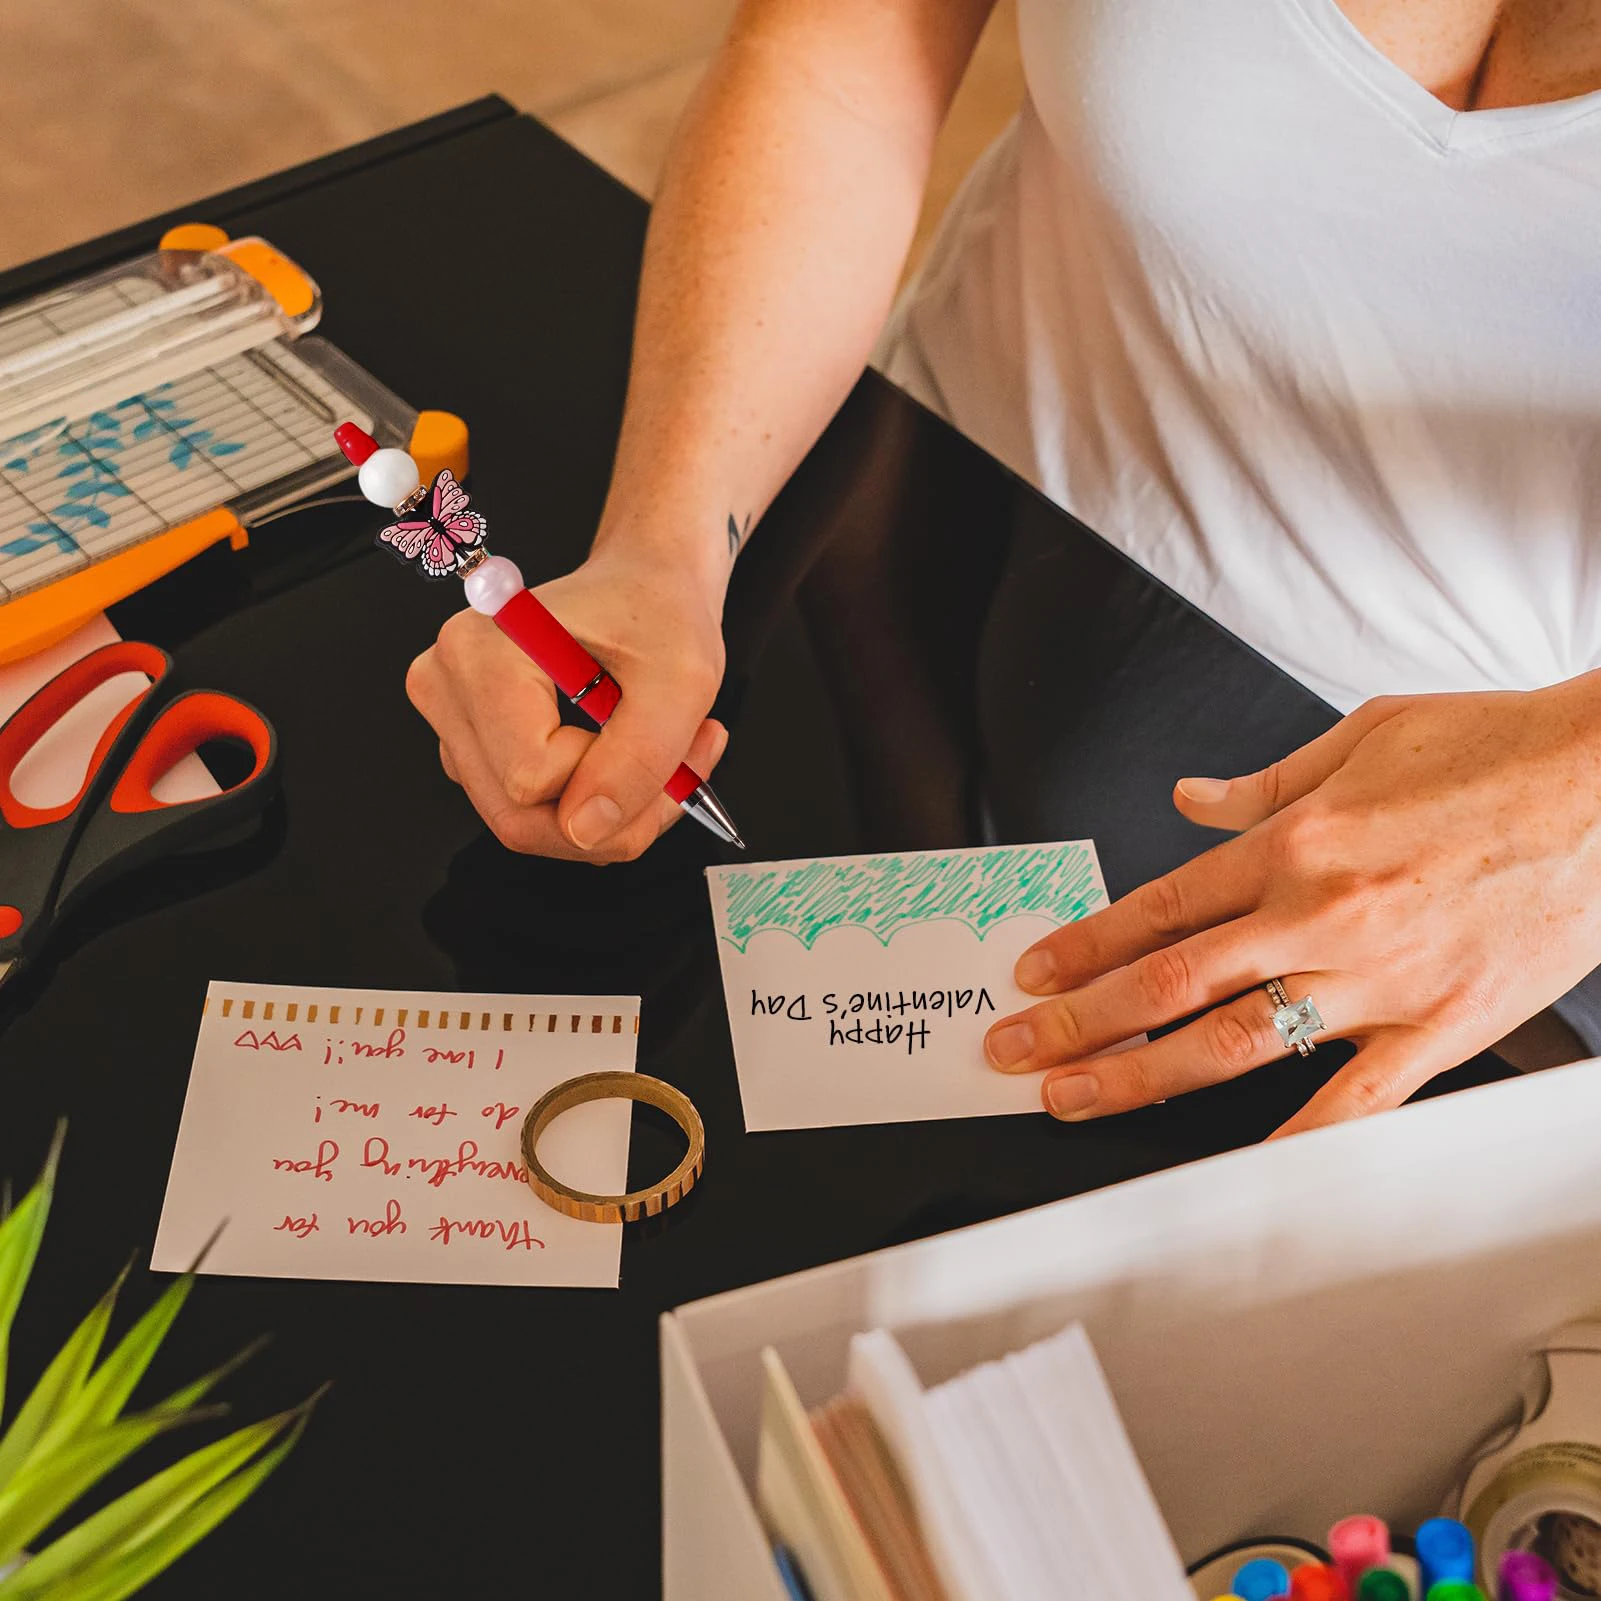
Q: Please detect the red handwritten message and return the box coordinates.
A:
[430,1216,545,1251]
[154,983,641,1289]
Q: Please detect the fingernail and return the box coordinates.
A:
[1015,949,1057,993]
[1177,776,1229,803]
[568,795,623,849]
[1045,1073,1099,1119]
[985,1021,1035,1069]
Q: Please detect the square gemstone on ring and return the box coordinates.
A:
[1273,996,1323,1049]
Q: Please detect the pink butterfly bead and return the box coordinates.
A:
[376,468,489,580]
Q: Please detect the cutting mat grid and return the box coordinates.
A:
[0,276,367,602]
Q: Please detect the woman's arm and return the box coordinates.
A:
[406,0,997,860]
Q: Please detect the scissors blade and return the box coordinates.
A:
[0,959,15,990]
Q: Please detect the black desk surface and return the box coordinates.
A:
[0,98,1512,1597]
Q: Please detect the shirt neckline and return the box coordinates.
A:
[1281,0,1601,151]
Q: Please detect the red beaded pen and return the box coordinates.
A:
[335,423,745,850]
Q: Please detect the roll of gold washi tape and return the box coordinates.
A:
[1457,1328,1601,1598]
[1463,1444,1601,1597]
[521,1071,704,1224]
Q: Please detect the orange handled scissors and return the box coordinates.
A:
[0,640,278,989]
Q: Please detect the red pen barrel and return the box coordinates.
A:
[491,589,701,801]
[492,588,608,702]
[664,765,700,804]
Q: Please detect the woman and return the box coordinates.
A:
[406,0,1601,1133]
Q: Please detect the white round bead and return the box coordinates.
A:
[357,448,421,508]
[463,554,525,616]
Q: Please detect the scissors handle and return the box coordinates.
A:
[0,641,173,966]
[53,688,276,919]
[0,641,278,974]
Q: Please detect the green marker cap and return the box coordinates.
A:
[1359,1570,1412,1601]
[1427,1583,1486,1601]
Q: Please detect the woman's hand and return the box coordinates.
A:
[985,678,1601,1135]
[405,548,729,863]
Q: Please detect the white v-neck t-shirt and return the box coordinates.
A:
[877,0,1601,712]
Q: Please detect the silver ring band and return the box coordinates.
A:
[1266,978,1325,1057]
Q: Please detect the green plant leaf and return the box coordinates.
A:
[0,1396,313,1598]
[0,1125,65,1420]
[0,1262,129,1493]
[0,1407,215,1571]
[12,1409,312,1601]
[149,1336,270,1418]
[27,1274,194,1465]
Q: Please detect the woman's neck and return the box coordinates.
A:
[1333,0,1601,109]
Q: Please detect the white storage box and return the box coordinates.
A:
[662,1060,1601,1599]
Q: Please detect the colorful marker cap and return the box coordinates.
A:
[1291,1564,1351,1601]
[1332,1518,1393,1592]
[1359,1568,1412,1601]
[1426,1582,1486,1601]
[1417,1520,1477,1593]
[773,1544,814,1601]
[1236,1558,1293,1601]
[1498,1551,1557,1601]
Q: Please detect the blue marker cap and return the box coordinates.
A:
[1416,1520,1476,1593]
[774,1545,815,1601]
[1235,1558,1294,1601]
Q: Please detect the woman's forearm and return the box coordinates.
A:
[591,0,996,607]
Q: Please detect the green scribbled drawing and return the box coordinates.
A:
[714,844,1102,953]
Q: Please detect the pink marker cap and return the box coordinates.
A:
[1329,1517,1391,1593]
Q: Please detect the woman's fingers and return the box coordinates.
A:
[432,715,728,863]
[432,707,585,858]
[424,611,569,807]
[990,918,1302,1073]
[1014,833,1270,996]
[558,680,721,853]
[575,717,730,859]
[1036,970,1351,1120]
[1268,1025,1452,1138]
[1172,696,1409,833]
[408,613,571,820]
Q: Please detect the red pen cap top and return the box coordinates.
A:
[334,421,379,465]
[1291,1567,1351,1601]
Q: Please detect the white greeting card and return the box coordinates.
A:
[153,981,640,1289]
[707,841,1111,1130]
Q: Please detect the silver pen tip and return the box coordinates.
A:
[681,784,747,851]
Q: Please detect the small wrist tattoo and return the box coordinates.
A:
[726,512,752,560]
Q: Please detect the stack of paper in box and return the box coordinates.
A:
[757,1322,1192,1601]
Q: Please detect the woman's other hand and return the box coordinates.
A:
[987,681,1601,1134]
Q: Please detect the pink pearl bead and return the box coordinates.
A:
[463,555,525,615]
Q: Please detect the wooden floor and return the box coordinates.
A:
[0,0,1022,275]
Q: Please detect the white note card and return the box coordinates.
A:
[707,840,1111,1131]
[153,982,641,1289]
